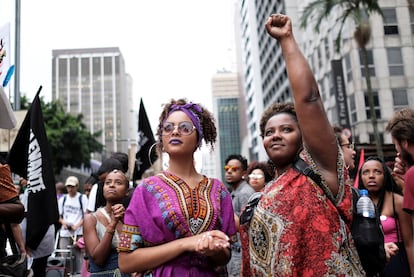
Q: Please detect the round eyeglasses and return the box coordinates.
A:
[341,143,355,150]
[248,173,264,179]
[162,121,196,136]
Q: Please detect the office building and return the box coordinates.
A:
[234,0,414,160]
[51,47,136,160]
[211,70,247,181]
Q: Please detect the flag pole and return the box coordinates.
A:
[353,148,365,188]
[13,0,21,110]
[35,85,42,98]
[133,98,158,182]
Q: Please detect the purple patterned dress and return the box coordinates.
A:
[118,172,237,277]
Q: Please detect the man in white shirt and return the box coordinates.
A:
[57,176,88,274]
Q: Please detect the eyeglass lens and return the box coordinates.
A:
[224,165,240,172]
[341,143,354,150]
[249,174,264,179]
[162,121,195,136]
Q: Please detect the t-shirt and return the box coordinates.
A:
[86,182,106,212]
[231,181,255,216]
[86,183,98,212]
[58,192,88,237]
[403,165,414,213]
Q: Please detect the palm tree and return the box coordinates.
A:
[299,0,384,158]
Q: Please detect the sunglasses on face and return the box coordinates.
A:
[341,143,355,150]
[248,173,264,179]
[224,165,240,172]
[161,121,196,136]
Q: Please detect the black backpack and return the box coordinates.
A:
[294,158,386,277]
[350,188,386,277]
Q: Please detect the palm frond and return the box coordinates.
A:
[300,0,384,53]
[333,7,354,52]
[300,0,334,30]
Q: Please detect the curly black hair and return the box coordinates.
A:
[156,98,217,153]
[259,102,297,138]
[225,154,248,171]
[247,160,274,183]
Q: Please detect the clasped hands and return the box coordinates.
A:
[384,242,399,262]
[194,230,230,256]
[110,203,125,222]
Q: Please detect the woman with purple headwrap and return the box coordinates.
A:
[118,99,237,276]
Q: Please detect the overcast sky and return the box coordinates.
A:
[0,0,236,130]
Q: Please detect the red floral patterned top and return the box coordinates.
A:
[240,151,364,277]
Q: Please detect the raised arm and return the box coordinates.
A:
[265,14,339,195]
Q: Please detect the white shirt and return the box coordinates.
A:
[86,183,98,212]
[58,192,88,237]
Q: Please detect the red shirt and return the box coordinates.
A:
[403,165,414,213]
[240,152,363,276]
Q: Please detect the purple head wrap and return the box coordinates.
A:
[166,103,203,147]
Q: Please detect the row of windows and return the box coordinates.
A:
[352,134,385,145]
[343,46,405,82]
[383,8,414,35]
[306,7,412,80]
[363,47,404,77]
[56,56,121,78]
[347,89,409,124]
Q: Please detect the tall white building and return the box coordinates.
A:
[51,47,136,160]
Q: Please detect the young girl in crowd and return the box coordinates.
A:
[358,157,414,276]
[118,99,237,276]
[83,169,131,276]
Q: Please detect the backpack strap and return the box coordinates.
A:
[79,194,84,218]
[62,194,84,218]
[61,195,67,218]
[351,186,360,210]
[293,157,336,205]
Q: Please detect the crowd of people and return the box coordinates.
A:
[2,13,414,277]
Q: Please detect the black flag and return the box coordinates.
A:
[7,86,59,249]
[132,98,157,182]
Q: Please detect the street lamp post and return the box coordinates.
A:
[14,0,20,110]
